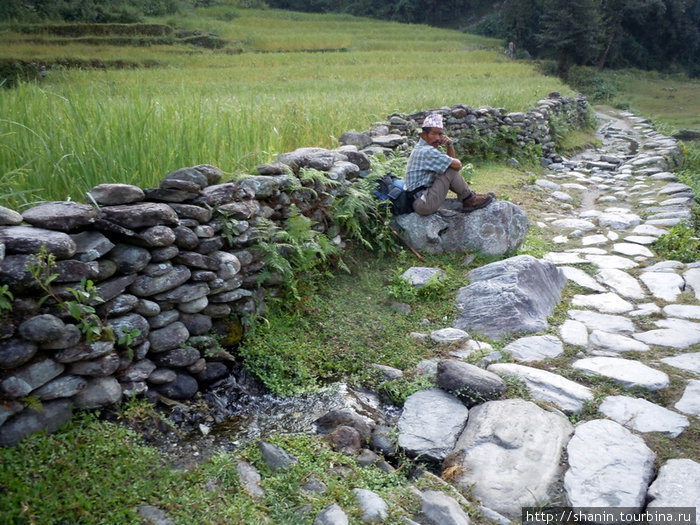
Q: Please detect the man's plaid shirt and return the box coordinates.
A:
[404,138,453,192]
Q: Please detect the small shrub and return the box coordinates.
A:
[653,223,700,263]
[29,246,112,342]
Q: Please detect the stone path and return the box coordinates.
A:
[488,109,699,515]
[398,109,699,521]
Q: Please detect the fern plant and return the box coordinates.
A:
[331,155,403,255]
[251,206,345,301]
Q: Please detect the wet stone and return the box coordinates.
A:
[71,231,115,262]
[1,358,65,398]
[98,203,179,229]
[129,265,191,297]
[87,183,145,205]
[40,323,82,351]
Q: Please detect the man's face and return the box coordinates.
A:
[422,128,444,147]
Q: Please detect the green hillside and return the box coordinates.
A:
[0,8,574,209]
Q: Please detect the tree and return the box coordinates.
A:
[596,0,664,70]
[536,0,603,76]
[501,0,543,56]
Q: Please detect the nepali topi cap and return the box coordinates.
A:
[422,113,443,130]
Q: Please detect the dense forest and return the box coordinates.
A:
[2,0,699,76]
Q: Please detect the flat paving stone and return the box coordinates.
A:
[647,459,700,523]
[561,266,606,292]
[599,395,689,437]
[571,292,634,314]
[639,271,685,302]
[597,210,642,229]
[589,330,650,353]
[572,356,670,390]
[663,304,700,319]
[660,352,700,375]
[595,268,646,299]
[674,380,700,415]
[635,329,700,349]
[581,234,608,246]
[683,268,700,301]
[568,310,636,334]
[488,363,593,414]
[559,319,588,347]
[629,302,662,317]
[632,224,668,236]
[658,182,693,195]
[564,419,655,509]
[623,235,657,245]
[503,335,564,362]
[646,218,683,227]
[551,218,597,231]
[584,254,639,269]
[543,252,586,265]
[612,242,654,257]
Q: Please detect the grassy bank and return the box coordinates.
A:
[0,8,571,210]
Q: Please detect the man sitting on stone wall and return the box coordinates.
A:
[405,113,494,215]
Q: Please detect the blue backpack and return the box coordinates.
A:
[375,173,414,215]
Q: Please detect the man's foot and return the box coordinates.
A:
[462,192,494,211]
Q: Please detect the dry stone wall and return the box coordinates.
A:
[0,93,589,446]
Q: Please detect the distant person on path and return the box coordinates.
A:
[506,41,516,59]
[404,113,494,216]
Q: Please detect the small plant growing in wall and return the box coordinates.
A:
[29,245,113,343]
[0,284,14,313]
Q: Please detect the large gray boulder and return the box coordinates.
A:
[449,399,573,517]
[393,200,529,255]
[453,255,566,340]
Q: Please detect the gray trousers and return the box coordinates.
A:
[411,168,472,216]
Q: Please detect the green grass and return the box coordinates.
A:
[0,8,572,210]
[0,409,477,524]
[568,67,700,133]
[238,249,464,397]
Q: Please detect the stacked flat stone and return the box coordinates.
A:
[370,93,588,161]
